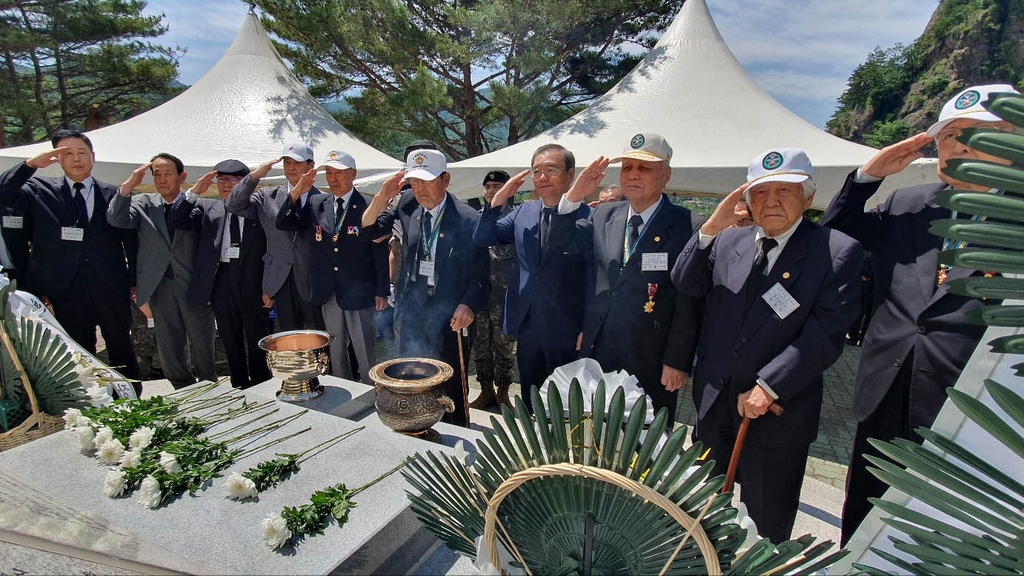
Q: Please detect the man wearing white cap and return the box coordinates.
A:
[821,83,1020,545]
[277,151,388,384]
[361,149,490,427]
[672,148,862,543]
[227,142,324,332]
[556,133,704,423]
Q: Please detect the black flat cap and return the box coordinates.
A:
[214,159,250,176]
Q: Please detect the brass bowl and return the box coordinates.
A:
[369,358,455,435]
[259,330,334,402]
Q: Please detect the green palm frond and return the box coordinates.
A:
[404,380,846,574]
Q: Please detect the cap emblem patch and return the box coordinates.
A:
[762,151,784,170]
[630,134,645,149]
[955,90,981,110]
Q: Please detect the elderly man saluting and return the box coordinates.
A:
[672,149,862,544]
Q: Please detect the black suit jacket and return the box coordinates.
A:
[672,220,863,446]
[556,195,704,386]
[362,191,489,336]
[0,204,30,284]
[0,162,136,299]
[821,172,989,426]
[169,196,266,309]
[472,199,589,347]
[277,190,388,309]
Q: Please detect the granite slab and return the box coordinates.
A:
[0,381,483,575]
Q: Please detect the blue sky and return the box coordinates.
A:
[144,0,937,129]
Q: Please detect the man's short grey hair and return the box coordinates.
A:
[531,144,575,172]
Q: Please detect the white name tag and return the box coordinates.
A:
[641,252,669,272]
[61,227,85,242]
[419,260,435,279]
[762,282,800,320]
[2,216,23,229]
[225,246,241,259]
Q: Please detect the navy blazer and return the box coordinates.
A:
[169,197,266,309]
[362,191,489,331]
[473,199,589,347]
[672,220,863,447]
[277,190,388,309]
[0,204,30,283]
[0,162,136,299]
[821,172,989,426]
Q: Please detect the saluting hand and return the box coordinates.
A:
[491,170,528,209]
[861,132,931,179]
[26,147,68,170]
[290,168,317,201]
[700,183,751,237]
[363,170,406,228]
[120,162,152,196]
[565,156,610,204]
[250,158,280,181]
[189,170,218,197]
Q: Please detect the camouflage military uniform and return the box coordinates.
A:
[131,305,162,380]
[472,242,517,388]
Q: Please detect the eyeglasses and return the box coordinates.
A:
[216,175,242,183]
[531,167,563,179]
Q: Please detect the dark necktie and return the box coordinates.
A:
[746,237,778,311]
[422,210,433,258]
[336,197,345,228]
[72,182,88,226]
[229,214,241,246]
[628,214,644,252]
[163,203,175,242]
[540,207,554,250]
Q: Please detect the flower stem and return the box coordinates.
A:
[167,380,223,401]
[203,399,275,427]
[222,410,308,446]
[296,427,365,463]
[351,459,409,497]
[207,407,280,441]
[237,427,312,459]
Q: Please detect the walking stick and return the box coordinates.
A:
[457,328,470,425]
[722,402,783,494]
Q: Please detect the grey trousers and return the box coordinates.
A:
[321,299,377,385]
[149,278,216,388]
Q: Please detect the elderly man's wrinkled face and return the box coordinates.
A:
[531,151,574,204]
[407,172,450,209]
[325,166,357,197]
[282,157,313,187]
[150,158,186,200]
[747,182,812,237]
[216,174,242,199]
[620,159,671,206]
[936,119,1015,190]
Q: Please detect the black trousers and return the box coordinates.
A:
[49,263,140,394]
[841,352,919,546]
[274,270,324,332]
[211,262,271,389]
[516,313,579,413]
[697,394,811,544]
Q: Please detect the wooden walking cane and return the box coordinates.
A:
[457,328,470,425]
[721,402,784,494]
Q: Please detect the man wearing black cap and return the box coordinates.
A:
[169,160,271,389]
[468,170,518,409]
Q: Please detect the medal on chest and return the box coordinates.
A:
[644,283,658,313]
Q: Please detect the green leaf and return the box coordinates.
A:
[947,387,1024,459]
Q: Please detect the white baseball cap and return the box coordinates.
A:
[322,150,356,170]
[926,84,1020,137]
[611,132,672,163]
[405,149,447,181]
[281,142,314,162]
[747,148,814,190]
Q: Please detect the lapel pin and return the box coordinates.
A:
[782,272,790,279]
[439,233,445,238]
[654,236,661,242]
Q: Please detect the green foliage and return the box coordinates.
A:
[0,0,182,146]
[250,0,681,159]
[404,380,847,573]
[864,119,915,149]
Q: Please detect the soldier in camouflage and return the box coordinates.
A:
[469,170,517,410]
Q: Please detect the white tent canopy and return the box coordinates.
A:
[395,0,936,209]
[0,12,401,186]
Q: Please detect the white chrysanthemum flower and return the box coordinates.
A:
[93,426,113,449]
[63,408,83,430]
[76,426,96,453]
[104,469,128,498]
[86,384,112,407]
[260,513,292,550]
[224,472,258,500]
[137,475,162,509]
[129,426,156,450]
[97,438,125,465]
[158,451,182,474]
[119,448,142,469]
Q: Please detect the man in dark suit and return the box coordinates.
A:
[361,149,490,427]
[0,129,139,383]
[278,150,388,384]
[169,159,271,389]
[673,148,862,543]
[554,133,703,423]
[821,83,1020,545]
[226,143,324,332]
[109,153,215,389]
[0,204,29,286]
[474,146,590,411]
